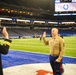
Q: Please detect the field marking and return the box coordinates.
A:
[10,49,76,58]
[66,48,76,50]
[3,63,76,75]
[2,50,76,75]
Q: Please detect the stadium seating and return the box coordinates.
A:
[0,28,75,38]
[8,28,76,38]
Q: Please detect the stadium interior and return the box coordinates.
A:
[0,0,76,39]
[0,1,76,75]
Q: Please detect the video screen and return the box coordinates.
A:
[54,0,76,16]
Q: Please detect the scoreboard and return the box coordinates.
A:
[60,0,72,2]
[55,0,76,15]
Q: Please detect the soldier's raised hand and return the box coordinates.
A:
[2,27,9,39]
[43,32,46,38]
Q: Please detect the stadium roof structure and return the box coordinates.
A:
[0,0,51,10]
[0,0,76,21]
[0,0,54,19]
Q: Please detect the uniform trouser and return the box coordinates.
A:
[49,55,64,75]
[0,55,3,75]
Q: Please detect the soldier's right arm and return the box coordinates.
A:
[43,37,49,45]
[42,32,49,45]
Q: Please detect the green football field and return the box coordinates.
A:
[7,36,76,57]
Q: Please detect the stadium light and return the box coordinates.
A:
[2,8,4,11]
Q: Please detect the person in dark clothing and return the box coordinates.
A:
[0,27,12,75]
[40,35,42,42]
